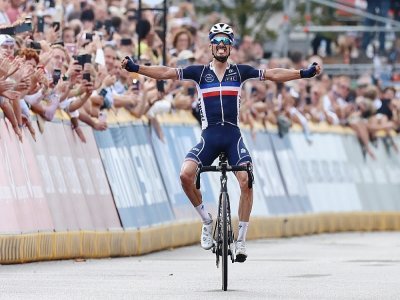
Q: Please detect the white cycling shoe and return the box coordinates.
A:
[235,240,247,263]
[200,221,214,250]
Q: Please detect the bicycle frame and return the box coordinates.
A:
[195,152,253,291]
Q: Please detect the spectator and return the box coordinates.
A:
[81,9,95,32]
[170,29,193,58]
[311,6,336,57]
[0,0,10,25]
[6,0,21,24]
[362,0,391,56]
[0,0,397,165]
[62,26,76,44]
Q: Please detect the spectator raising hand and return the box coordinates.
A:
[0,56,20,79]
[0,79,15,96]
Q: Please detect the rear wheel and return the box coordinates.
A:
[221,192,228,291]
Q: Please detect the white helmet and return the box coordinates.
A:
[209,23,234,41]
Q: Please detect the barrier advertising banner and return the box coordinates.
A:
[62,122,121,230]
[0,119,24,233]
[268,133,312,214]
[95,124,174,228]
[289,133,362,212]
[0,119,54,233]
[241,130,280,216]
[151,125,217,220]
[4,105,400,239]
[341,135,400,211]
[0,117,121,233]
[32,120,80,230]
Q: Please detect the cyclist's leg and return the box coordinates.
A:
[180,130,220,208]
[180,129,220,250]
[180,160,203,207]
[225,127,253,222]
[226,128,253,261]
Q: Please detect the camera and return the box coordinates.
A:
[52,69,61,85]
[99,88,107,98]
[84,33,93,41]
[37,16,44,33]
[82,72,91,82]
[52,22,60,32]
[120,38,132,46]
[30,41,41,50]
[77,54,92,66]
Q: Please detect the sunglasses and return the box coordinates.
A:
[210,37,233,45]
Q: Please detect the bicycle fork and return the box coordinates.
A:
[212,192,235,267]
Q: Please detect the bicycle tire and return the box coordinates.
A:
[222,192,228,291]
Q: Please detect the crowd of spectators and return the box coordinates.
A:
[0,0,399,160]
[311,0,400,64]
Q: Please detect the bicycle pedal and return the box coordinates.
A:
[235,253,247,263]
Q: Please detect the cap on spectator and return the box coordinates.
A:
[0,34,15,46]
[81,9,95,22]
[177,50,195,61]
[136,19,151,40]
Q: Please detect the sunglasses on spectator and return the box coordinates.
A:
[210,37,233,46]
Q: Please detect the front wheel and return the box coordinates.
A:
[221,192,228,291]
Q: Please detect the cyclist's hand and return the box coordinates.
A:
[300,62,321,78]
[121,56,139,73]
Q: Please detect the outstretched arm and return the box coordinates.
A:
[264,63,321,82]
[121,57,178,80]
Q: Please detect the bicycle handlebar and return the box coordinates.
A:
[195,163,253,189]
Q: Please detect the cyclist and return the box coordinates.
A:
[122,23,321,262]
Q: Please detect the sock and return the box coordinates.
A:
[237,221,249,242]
[195,203,212,224]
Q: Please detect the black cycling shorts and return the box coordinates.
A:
[185,124,252,166]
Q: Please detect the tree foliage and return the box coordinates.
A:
[194,0,283,41]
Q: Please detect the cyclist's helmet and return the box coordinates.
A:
[209,23,234,41]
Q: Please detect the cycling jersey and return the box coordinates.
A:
[177,62,265,129]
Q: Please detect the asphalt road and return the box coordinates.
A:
[1,232,399,300]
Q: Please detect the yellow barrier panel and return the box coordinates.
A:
[1,212,400,264]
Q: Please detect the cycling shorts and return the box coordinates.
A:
[185,124,252,166]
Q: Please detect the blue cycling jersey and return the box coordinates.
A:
[177,62,265,129]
